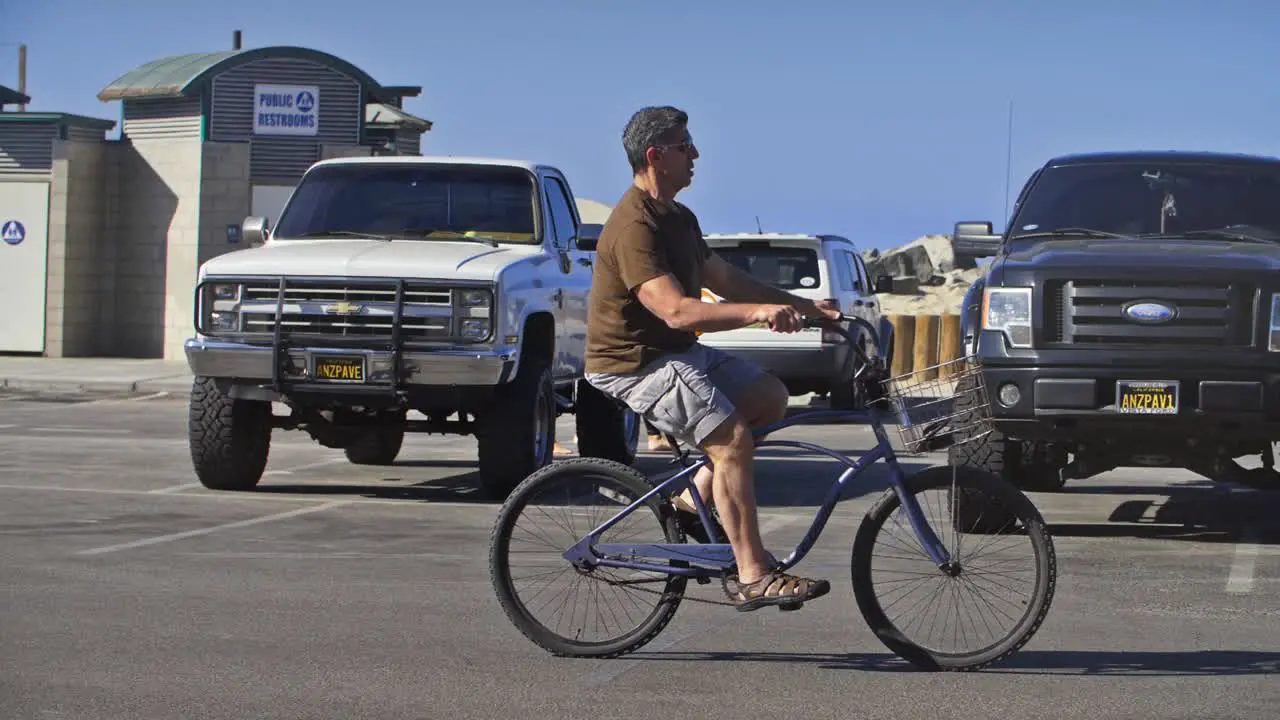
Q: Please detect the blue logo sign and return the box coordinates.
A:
[295,91,315,113]
[1124,301,1176,324]
[1,219,24,246]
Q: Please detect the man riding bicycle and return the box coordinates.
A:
[585,106,843,612]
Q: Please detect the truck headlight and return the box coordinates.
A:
[459,318,492,341]
[1269,293,1280,352]
[982,287,1032,348]
[198,282,244,334]
[456,288,491,308]
[212,284,240,301]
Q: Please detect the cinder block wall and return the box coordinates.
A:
[46,139,110,357]
[111,137,202,359]
[197,142,251,268]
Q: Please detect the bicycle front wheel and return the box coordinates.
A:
[849,464,1056,671]
[489,457,689,659]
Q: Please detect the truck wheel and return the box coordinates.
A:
[476,354,557,501]
[948,374,1065,492]
[188,376,272,491]
[344,419,406,466]
[947,373,1023,533]
[829,336,867,411]
[574,379,640,466]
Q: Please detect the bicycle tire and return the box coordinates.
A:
[488,457,689,658]
[849,464,1057,671]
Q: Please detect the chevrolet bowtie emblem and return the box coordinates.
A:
[323,301,364,315]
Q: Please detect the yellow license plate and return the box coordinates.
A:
[1115,380,1178,415]
[314,355,366,382]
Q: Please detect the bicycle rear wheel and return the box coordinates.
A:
[849,464,1056,671]
[489,457,688,658]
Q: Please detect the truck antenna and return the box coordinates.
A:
[1003,98,1014,223]
[755,215,763,233]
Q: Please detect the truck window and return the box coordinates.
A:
[272,163,540,244]
[1009,160,1280,239]
[542,177,578,250]
[714,244,822,290]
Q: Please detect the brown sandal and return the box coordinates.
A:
[723,568,831,612]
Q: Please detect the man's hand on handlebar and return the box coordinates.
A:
[752,298,843,334]
[751,304,806,333]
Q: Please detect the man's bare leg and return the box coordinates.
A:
[672,374,789,517]
[700,415,772,583]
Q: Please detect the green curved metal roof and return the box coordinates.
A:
[97,46,395,102]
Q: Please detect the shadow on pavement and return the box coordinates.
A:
[610,648,1280,676]
[1043,484,1280,545]
[248,451,938,507]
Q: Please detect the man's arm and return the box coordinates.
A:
[703,253,829,316]
[612,220,802,333]
[635,273,796,333]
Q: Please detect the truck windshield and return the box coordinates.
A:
[1008,160,1280,241]
[272,163,539,244]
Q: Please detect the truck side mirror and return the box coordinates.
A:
[873,275,894,294]
[953,221,1001,259]
[243,216,270,248]
[576,223,603,252]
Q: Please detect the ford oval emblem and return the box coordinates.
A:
[1123,301,1176,324]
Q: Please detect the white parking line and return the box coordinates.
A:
[1226,529,1261,594]
[80,391,171,406]
[76,500,351,556]
[147,483,204,494]
[27,427,132,434]
[263,457,347,475]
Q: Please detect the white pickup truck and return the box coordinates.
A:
[183,155,639,500]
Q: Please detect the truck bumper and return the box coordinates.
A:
[981,363,1280,442]
[184,337,516,388]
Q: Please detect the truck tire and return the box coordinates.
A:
[188,376,272,491]
[948,375,1065,492]
[344,419,406,466]
[476,354,557,501]
[947,373,1063,532]
[574,379,640,466]
[829,338,868,411]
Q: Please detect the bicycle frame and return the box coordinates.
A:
[561,402,954,578]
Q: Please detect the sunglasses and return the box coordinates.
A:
[655,134,695,154]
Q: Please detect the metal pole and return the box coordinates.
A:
[18,44,27,111]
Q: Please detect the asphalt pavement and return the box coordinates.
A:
[1,388,1278,719]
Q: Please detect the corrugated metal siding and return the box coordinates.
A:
[396,129,421,156]
[208,57,362,183]
[0,125,54,176]
[250,139,320,183]
[122,97,202,140]
[66,125,107,143]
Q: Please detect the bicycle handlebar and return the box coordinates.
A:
[802,313,893,371]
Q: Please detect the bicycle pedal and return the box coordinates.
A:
[695,576,711,585]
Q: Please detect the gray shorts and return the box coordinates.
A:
[585,344,766,448]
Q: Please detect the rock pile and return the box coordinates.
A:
[863,234,984,316]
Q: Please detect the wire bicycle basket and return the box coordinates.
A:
[880,355,994,454]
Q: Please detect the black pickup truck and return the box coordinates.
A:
[948,150,1280,492]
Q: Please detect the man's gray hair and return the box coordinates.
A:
[622,106,689,173]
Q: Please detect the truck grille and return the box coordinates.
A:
[1048,279,1251,347]
[236,280,464,342]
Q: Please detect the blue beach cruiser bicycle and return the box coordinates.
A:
[489,314,1057,671]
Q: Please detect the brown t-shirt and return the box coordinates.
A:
[585,185,712,374]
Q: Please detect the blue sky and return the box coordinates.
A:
[3,0,1276,251]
